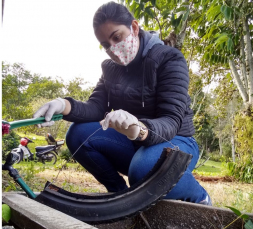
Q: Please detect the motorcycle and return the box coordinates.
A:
[11,133,64,165]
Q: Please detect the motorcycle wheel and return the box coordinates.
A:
[41,152,57,165]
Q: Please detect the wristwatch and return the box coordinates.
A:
[135,121,147,141]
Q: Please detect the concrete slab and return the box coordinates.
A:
[3,193,253,229]
[97,200,253,229]
[2,193,98,229]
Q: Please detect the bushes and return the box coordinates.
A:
[208,150,232,163]
[229,107,253,183]
[2,131,20,160]
[208,151,221,162]
[234,107,253,155]
[222,143,232,161]
[59,147,74,161]
[227,155,253,183]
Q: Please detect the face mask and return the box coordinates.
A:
[106,26,139,66]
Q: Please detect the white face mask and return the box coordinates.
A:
[106,26,139,66]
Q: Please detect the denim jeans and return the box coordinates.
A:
[66,122,208,203]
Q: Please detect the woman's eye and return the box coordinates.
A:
[114,34,121,42]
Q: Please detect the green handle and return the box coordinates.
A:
[3,114,63,130]
[16,178,37,199]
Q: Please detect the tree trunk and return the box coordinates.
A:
[206,138,208,153]
[194,92,206,117]
[229,59,249,103]
[231,132,235,162]
[164,0,190,50]
[218,118,223,156]
[243,16,253,105]
[2,0,5,21]
[240,37,248,90]
[176,15,188,51]
[176,0,190,50]
[190,88,202,110]
[219,136,223,156]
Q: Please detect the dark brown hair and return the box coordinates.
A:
[93,1,135,31]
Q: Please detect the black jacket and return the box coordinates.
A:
[64,30,195,146]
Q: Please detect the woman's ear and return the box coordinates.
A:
[131,20,139,36]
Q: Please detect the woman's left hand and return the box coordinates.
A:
[100,109,140,140]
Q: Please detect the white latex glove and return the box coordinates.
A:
[100,109,140,140]
[33,98,66,127]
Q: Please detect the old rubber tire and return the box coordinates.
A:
[35,148,192,224]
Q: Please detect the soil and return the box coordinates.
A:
[193,173,234,182]
[37,169,107,192]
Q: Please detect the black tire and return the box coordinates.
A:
[35,148,192,224]
[41,152,57,165]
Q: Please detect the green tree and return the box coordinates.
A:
[25,76,64,100]
[2,62,65,121]
[123,0,191,49]
[2,62,34,120]
[2,62,97,138]
[195,0,253,106]
[65,77,94,101]
[189,71,218,154]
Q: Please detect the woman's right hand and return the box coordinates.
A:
[33,98,66,127]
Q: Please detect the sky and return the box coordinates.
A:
[2,0,113,86]
[1,0,203,90]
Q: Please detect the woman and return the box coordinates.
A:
[33,1,211,205]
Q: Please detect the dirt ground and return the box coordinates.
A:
[37,168,130,193]
[37,169,108,192]
[196,175,253,212]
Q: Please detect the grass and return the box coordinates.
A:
[2,160,104,193]
[199,181,253,213]
[194,160,226,176]
[193,160,253,213]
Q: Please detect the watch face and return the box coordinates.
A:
[140,129,145,135]
[135,126,146,141]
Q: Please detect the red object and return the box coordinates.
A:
[20,138,29,146]
[2,123,10,135]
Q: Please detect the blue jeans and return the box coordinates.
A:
[66,122,208,203]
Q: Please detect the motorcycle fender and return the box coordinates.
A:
[11,148,23,161]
